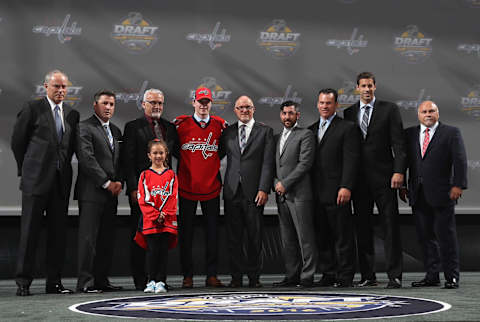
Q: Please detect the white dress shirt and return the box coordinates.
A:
[46,96,65,131]
[193,113,210,123]
[419,121,439,151]
[238,118,255,145]
[358,96,376,126]
[279,123,297,152]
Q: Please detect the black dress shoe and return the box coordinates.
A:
[16,285,31,296]
[97,283,123,292]
[411,278,440,287]
[46,283,74,294]
[272,279,298,287]
[248,280,262,288]
[314,275,336,287]
[444,278,459,289]
[79,286,103,293]
[356,279,378,287]
[228,279,243,288]
[386,278,402,289]
[296,280,314,288]
[333,281,354,288]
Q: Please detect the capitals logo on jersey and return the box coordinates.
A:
[182,132,218,159]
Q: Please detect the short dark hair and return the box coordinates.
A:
[356,71,376,85]
[94,90,116,103]
[280,100,299,111]
[318,88,338,102]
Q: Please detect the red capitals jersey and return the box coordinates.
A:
[135,168,178,249]
[174,115,227,201]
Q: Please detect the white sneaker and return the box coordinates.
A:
[144,280,156,293]
[155,281,167,293]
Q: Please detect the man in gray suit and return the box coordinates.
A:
[272,101,317,287]
[220,95,275,288]
[75,90,123,293]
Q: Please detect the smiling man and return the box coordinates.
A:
[75,90,123,293]
[344,72,407,289]
[219,95,274,288]
[11,70,79,296]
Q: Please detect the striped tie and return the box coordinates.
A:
[103,124,114,150]
[239,124,247,153]
[422,128,430,157]
[318,120,327,142]
[360,105,371,138]
[54,105,63,143]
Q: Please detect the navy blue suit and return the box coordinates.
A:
[405,123,467,282]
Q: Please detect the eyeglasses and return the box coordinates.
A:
[235,105,254,111]
[146,101,164,106]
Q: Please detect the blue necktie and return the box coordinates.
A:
[103,124,114,150]
[54,105,63,143]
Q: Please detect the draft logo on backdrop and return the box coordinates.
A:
[186,22,231,50]
[457,43,480,58]
[115,80,149,111]
[32,78,83,108]
[337,81,360,109]
[326,28,368,55]
[111,12,159,54]
[32,14,82,44]
[188,77,232,115]
[393,25,433,63]
[257,19,301,58]
[460,85,480,119]
[258,85,302,107]
[397,89,432,111]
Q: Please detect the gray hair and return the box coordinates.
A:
[44,69,67,83]
[143,88,164,101]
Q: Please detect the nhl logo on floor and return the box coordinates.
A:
[70,292,450,320]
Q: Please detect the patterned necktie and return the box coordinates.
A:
[103,124,114,150]
[279,129,289,152]
[239,124,247,153]
[422,128,430,157]
[54,105,63,142]
[153,119,163,140]
[360,105,371,138]
[318,120,327,142]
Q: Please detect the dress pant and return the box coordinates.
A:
[15,172,69,287]
[413,186,459,282]
[145,233,169,282]
[277,196,317,283]
[76,199,116,290]
[178,196,220,278]
[353,183,403,281]
[224,184,264,282]
[128,198,147,288]
[315,201,356,283]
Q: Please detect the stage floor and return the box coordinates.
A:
[1,272,479,321]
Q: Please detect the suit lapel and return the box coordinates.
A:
[41,98,59,144]
[423,123,443,158]
[230,123,242,155]
[140,116,154,141]
[243,122,257,153]
[319,116,338,147]
[93,116,114,154]
[280,128,296,157]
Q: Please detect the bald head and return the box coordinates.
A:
[234,95,255,123]
[418,100,439,127]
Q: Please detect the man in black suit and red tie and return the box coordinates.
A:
[401,101,467,289]
[122,89,179,290]
[11,69,79,296]
[344,72,407,289]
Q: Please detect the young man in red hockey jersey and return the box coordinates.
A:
[174,87,227,288]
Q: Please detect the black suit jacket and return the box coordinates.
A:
[220,121,275,201]
[122,115,179,195]
[74,115,123,203]
[309,116,361,204]
[11,97,79,196]
[344,99,407,190]
[405,123,467,207]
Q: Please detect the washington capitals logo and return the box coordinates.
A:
[150,182,171,200]
[181,132,218,159]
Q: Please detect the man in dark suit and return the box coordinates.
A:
[11,70,79,296]
[220,95,275,288]
[122,89,179,290]
[75,90,123,293]
[309,88,360,288]
[401,101,467,289]
[272,101,317,288]
[344,72,406,288]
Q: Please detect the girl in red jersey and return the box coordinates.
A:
[135,139,178,293]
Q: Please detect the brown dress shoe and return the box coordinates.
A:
[206,276,225,287]
[182,276,193,288]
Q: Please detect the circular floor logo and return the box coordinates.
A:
[70,292,450,320]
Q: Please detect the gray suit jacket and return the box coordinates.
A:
[74,115,122,203]
[220,121,275,201]
[274,127,315,201]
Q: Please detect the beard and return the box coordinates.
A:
[151,112,162,119]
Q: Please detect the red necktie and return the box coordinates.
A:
[422,128,430,157]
